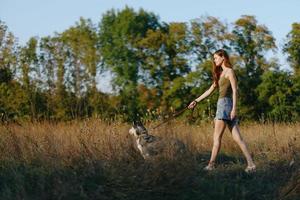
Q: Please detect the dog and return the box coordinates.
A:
[129,121,186,159]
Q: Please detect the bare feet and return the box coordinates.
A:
[245,165,256,173]
[203,161,215,171]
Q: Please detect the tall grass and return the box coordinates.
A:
[0,119,299,199]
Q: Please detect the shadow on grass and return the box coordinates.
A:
[0,153,299,200]
[193,152,300,200]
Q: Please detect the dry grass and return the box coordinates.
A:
[0,119,299,199]
[2,119,298,161]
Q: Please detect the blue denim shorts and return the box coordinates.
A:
[214,97,238,127]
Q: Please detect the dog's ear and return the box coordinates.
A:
[137,124,148,135]
[133,121,140,128]
[133,120,143,127]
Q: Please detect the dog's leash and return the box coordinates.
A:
[151,106,192,130]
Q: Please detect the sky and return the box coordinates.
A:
[1,0,299,92]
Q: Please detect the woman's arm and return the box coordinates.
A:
[188,83,217,109]
[194,82,217,102]
[228,69,238,118]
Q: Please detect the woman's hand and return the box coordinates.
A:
[188,100,197,109]
[230,109,237,120]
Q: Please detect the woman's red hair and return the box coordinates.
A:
[212,49,232,87]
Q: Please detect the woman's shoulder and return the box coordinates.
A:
[225,68,235,78]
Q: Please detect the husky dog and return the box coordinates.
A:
[129,121,186,159]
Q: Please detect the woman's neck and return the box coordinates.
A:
[221,64,227,71]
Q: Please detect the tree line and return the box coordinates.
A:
[0,7,300,122]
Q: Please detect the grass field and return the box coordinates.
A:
[0,119,299,200]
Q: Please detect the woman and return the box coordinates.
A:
[188,49,256,173]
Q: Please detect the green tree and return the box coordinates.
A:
[137,22,191,114]
[19,37,39,119]
[98,7,160,121]
[190,16,232,62]
[0,21,26,120]
[39,36,70,119]
[230,15,277,120]
[59,18,100,118]
[291,76,300,120]
[257,69,297,121]
[0,20,17,84]
[283,23,300,76]
[283,23,300,120]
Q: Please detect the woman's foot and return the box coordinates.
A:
[203,161,215,171]
[245,165,256,173]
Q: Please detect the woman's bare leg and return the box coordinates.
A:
[208,119,227,164]
[229,124,255,167]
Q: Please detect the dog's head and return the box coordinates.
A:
[129,121,148,137]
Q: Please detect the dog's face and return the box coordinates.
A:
[129,121,148,137]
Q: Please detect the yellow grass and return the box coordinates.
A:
[1,119,299,166]
[1,119,300,199]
